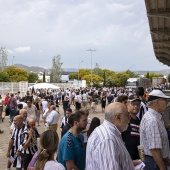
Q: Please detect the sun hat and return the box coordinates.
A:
[148,89,170,102]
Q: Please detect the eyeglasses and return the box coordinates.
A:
[131,102,140,107]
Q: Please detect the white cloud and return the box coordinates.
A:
[0,0,169,71]
[14,46,31,53]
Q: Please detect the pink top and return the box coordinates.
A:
[44,160,65,170]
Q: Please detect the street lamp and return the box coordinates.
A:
[78,61,83,88]
[87,49,96,89]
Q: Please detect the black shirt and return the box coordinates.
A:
[61,123,71,137]
[122,116,140,160]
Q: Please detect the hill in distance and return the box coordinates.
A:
[13,64,78,73]
[13,64,170,76]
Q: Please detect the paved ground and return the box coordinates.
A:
[0,104,105,170]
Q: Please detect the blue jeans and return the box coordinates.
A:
[144,155,166,170]
[9,106,17,121]
[63,108,67,117]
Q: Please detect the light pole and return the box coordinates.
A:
[78,61,83,88]
[12,56,15,65]
[87,49,96,89]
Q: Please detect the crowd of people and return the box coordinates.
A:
[0,86,170,170]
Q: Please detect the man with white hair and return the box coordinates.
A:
[140,89,170,170]
[45,105,60,131]
[86,102,135,170]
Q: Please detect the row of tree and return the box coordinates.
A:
[0,64,167,87]
[0,46,62,83]
[0,47,168,86]
[69,63,168,87]
[0,66,39,83]
[69,66,138,87]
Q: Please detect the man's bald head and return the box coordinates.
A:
[105,102,129,132]
[28,118,36,130]
[13,115,23,128]
[105,102,127,121]
[14,115,23,121]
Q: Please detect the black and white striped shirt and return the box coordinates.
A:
[21,128,39,155]
[60,116,68,128]
[86,120,135,170]
[11,124,27,168]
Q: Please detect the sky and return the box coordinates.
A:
[0,0,169,72]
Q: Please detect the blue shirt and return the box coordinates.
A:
[58,130,85,170]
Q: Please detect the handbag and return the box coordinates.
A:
[5,105,10,116]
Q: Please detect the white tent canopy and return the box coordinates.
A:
[28,83,60,90]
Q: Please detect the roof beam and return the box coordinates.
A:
[156,53,170,59]
[155,48,170,54]
[153,41,170,47]
[147,11,170,18]
[151,30,170,37]
[145,0,151,12]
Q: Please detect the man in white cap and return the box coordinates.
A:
[140,89,170,170]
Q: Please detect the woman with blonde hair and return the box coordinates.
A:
[35,130,65,170]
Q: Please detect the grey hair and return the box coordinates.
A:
[105,106,122,121]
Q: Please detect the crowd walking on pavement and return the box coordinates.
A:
[0,86,170,170]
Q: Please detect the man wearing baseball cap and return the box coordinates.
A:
[140,89,170,170]
[122,95,141,160]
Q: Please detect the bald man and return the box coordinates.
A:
[6,115,27,170]
[10,109,28,134]
[21,118,39,170]
[86,102,135,170]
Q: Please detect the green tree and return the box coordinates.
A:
[4,66,28,82]
[103,71,106,86]
[105,76,114,87]
[69,73,78,80]
[146,72,150,78]
[79,69,91,79]
[50,72,53,83]
[83,74,104,87]
[144,72,164,83]
[36,79,43,83]
[69,69,91,80]
[43,71,46,82]
[28,72,38,83]
[93,63,104,77]
[0,71,10,82]
[125,70,137,78]
[51,55,63,83]
[103,69,115,78]
[114,72,129,87]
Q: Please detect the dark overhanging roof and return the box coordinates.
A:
[144,0,170,66]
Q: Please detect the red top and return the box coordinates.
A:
[4,96,10,106]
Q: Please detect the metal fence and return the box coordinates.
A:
[0,82,77,98]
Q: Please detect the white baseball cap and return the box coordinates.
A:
[148,89,170,102]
